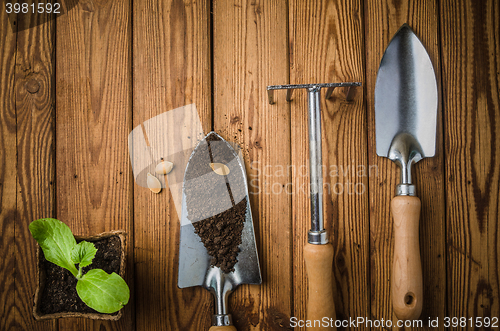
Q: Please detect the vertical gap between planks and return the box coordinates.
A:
[287,0,299,321]
[362,0,371,320]
[210,0,214,132]
[13,10,19,331]
[130,0,135,328]
[285,0,294,321]
[53,10,59,331]
[436,0,449,320]
[54,11,60,331]
[360,0,372,322]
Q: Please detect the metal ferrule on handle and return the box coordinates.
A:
[205,268,236,327]
[386,132,423,197]
[396,161,416,197]
[393,147,420,197]
[212,314,233,327]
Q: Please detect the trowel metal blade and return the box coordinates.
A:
[375,24,438,160]
[177,132,261,289]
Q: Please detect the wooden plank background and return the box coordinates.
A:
[0,0,498,330]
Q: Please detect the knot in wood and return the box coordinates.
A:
[25,78,40,94]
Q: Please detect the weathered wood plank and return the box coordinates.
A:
[289,0,369,328]
[55,0,133,330]
[365,1,446,329]
[0,9,19,331]
[13,9,57,331]
[133,0,211,330]
[213,0,292,329]
[440,0,500,323]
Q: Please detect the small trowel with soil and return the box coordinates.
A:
[375,24,438,320]
[178,132,261,331]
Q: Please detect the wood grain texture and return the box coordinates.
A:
[213,1,292,330]
[0,9,19,331]
[289,0,369,328]
[132,0,211,330]
[14,9,57,331]
[364,1,446,329]
[55,0,133,330]
[303,243,336,330]
[391,196,423,321]
[209,326,237,331]
[440,0,500,323]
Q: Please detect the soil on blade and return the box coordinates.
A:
[192,198,246,273]
[186,133,246,273]
[39,235,122,315]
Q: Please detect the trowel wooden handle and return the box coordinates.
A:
[209,326,236,331]
[304,242,336,330]
[391,195,423,320]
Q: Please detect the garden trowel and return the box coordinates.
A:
[375,24,438,320]
[178,132,261,331]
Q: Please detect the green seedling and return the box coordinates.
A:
[29,218,129,314]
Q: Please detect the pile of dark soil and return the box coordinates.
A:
[185,133,246,273]
[192,198,246,273]
[39,236,121,315]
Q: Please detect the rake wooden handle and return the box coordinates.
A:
[209,326,236,331]
[304,242,336,330]
[391,195,423,320]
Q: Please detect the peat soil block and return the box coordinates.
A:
[37,235,122,315]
